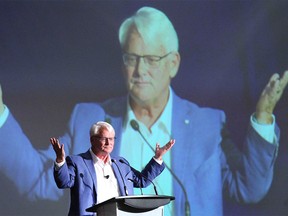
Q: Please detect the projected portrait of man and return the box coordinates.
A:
[0,4,288,216]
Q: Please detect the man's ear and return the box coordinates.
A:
[169,52,180,78]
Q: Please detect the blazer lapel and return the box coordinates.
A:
[111,158,127,196]
[82,150,97,198]
[171,92,195,178]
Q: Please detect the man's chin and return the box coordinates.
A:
[131,89,154,101]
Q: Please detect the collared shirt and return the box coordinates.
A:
[0,105,8,128]
[54,150,120,204]
[120,88,174,216]
[89,149,120,204]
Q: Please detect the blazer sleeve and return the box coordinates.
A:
[54,156,76,189]
[135,158,165,188]
[221,123,279,203]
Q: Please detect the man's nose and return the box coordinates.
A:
[134,57,147,76]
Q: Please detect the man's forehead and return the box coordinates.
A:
[98,128,114,135]
[124,26,165,54]
[125,41,166,56]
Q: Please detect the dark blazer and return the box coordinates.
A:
[54,150,165,216]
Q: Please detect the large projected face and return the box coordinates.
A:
[122,26,179,107]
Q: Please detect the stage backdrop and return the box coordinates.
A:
[1,1,288,215]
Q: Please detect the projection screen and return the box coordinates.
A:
[1,1,288,215]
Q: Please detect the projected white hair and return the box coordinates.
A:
[89,121,115,137]
[119,6,179,52]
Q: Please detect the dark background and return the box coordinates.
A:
[1,1,288,215]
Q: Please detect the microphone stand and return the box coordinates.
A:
[130,120,191,216]
[119,159,158,195]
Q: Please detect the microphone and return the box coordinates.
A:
[130,119,191,216]
[104,175,110,179]
[119,158,158,195]
[111,159,128,196]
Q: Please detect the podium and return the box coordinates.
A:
[86,195,175,216]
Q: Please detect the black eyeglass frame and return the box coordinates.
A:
[92,136,116,142]
[122,52,172,67]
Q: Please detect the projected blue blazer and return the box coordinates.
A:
[0,89,279,216]
[53,152,164,216]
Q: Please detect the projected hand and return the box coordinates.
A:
[255,71,288,124]
[154,139,175,160]
[0,84,4,115]
[50,137,65,163]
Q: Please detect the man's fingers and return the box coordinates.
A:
[280,70,288,90]
[168,139,175,147]
[155,139,175,153]
[264,71,288,96]
[272,71,288,96]
[165,139,175,150]
[50,137,63,152]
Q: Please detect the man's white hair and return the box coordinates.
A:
[119,6,179,52]
[89,121,115,137]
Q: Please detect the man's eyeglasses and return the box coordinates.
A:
[93,136,116,142]
[122,52,172,68]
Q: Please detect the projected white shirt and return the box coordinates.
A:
[120,89,173,216]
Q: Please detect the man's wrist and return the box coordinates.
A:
[251,113,275,143]
[153,157,163,165]
[255,111,274,124]
[54,159,65,171]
